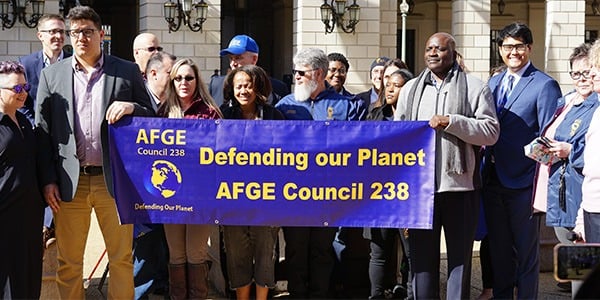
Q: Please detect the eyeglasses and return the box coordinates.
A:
[501,43,528,53]
[174,75,195,82]
[293,69,317,77]
[328,67,347,75]
[39,29,66,35]
[139,46,163,52]
[0,83,31,94]
[67,28,97,38]
[569,69,592,80]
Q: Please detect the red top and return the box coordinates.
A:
[183,99,220,120]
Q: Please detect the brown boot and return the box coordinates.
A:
[187,262,210,299]
[168,263,187,300]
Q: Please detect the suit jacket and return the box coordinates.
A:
[35,55,155,202]
[18,50,72,125]
[484,64,562,189]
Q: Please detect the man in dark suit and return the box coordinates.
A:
[483,22,562,299]
[35,6,154,299]
[19,13,71,250]
[19,14,71,125]
[209,34,290,107]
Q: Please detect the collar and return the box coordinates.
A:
[505,61,531,83]
[43,50,65,67]
[72,53,104,72]
[427,63,457,89]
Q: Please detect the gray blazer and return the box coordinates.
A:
[35,55,155,202]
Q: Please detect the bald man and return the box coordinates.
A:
[394,32,499,299]
[133,32,162,77]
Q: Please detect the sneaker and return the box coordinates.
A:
[43,227,56,248]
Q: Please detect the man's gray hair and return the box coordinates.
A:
[293,48,328,74]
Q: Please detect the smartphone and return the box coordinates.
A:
[538,136,553,148]
[554,244,600,281]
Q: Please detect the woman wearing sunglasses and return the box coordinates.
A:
[0,60,45,299]
[157,58,222,299]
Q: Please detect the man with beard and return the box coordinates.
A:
[275,47,366,298]
[394,32,499,299]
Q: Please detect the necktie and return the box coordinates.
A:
[496,75,514,114]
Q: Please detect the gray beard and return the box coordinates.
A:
[294,79,318,102]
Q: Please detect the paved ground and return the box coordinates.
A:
[40,212,573,299]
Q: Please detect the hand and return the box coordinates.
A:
[429,115,450,130]
[549,140,572,159]
[43,183,62,213]
[573,223,586,243]
[106,101,134,124]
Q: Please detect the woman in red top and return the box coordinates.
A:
[158,58,222,299]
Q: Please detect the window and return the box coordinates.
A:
[490,30,502,69]
[586,30,598,44]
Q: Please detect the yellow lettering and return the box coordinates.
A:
[283,182,297,200]
[199,147,214,164]
[216,182,232,199]
[135,129,149,144]
[357,148,370,166]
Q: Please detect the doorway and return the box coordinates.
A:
[219,0,292,82]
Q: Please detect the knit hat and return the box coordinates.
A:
[370,56,390,71]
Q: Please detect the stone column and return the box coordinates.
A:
[452,0,491,81]
[545,0,586,93]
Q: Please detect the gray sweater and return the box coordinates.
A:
[394,70,499,193]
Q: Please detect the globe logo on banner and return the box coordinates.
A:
[144,160,182,199]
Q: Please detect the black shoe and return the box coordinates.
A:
[392,285,408,299]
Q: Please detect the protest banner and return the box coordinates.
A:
[109,117,435,228]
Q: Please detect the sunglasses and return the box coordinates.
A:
[293,69,317,77]
[140,46,163,52]
[0,83,31,94]
[174,75,196,82]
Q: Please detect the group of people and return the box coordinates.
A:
[2,6,600,299]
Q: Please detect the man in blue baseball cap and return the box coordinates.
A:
[219,34,259,57]
[210,34,290,106]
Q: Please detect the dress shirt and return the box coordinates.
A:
[43,51,65,68]
[72,55,105,166]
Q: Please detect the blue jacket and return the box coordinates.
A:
[545,92,600,227]
[275,84,366,121]
[484,64,562,189]
[18,50,71,125]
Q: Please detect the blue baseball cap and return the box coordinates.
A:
[219,35,259,56]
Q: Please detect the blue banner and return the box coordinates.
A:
[108,117,435,229]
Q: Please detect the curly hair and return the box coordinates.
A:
[223,65,272,107]
[0,61,25,75]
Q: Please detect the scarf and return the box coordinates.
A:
[402,63,470,175]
